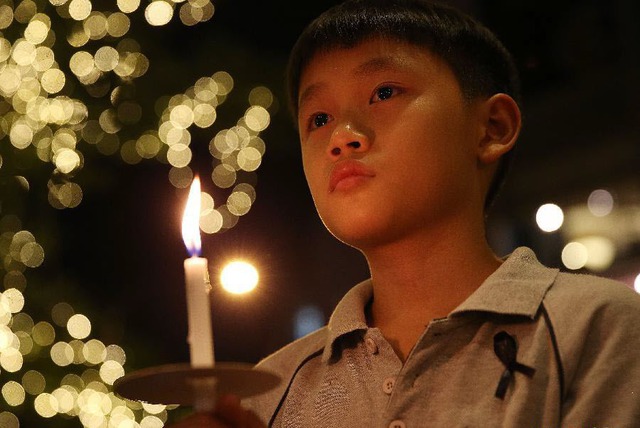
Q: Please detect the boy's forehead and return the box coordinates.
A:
[298,38,442,102]
[305,37,432,73]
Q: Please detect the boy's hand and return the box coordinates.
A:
[169,395,265,428]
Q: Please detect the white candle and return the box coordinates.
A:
[181,176,214,367]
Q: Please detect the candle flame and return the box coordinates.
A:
[182,176,202,257]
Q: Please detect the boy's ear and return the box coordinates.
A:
[476,93,521,164]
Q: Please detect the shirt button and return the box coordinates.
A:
[382,377,395,394]
[389,420,406,428]
[365,337,378,354]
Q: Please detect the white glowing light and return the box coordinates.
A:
[220,261,258,295]
[68,0,92,21]
[145,1,174,26]
[1,289,25,313]
[50,342,74,367]
[141,402,166,415]
[0,348,23,372]
[117,0,141,14]
[536,203,564,232]
[0,325,15,350]
[562,242,588,270]
[587,189,614,217]
[67,314,91,339]
[34,393,58,418]
[99,360,124,385]
[634,274,640,294]
[51,387,75,413]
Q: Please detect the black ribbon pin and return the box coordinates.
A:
[493,331,536,399]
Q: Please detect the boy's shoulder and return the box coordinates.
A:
[255,326,328,374]
[541,267,640,424]
[457,246,640,327]
[246,326,328,423]
[544,268,640,326]
[552,269,637,299]
[246,280,373,422]
[499,246,638,313]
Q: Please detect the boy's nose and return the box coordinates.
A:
[328,123,370,158]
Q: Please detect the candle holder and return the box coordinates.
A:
[114,362,280,412]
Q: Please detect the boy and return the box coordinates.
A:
[174,0,640,426]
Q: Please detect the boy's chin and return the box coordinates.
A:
[324,222,394,252]
[317,206,417,250]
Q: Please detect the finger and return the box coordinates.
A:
[169,412,223,428]
[214,395,265,428]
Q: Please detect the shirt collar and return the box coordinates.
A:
[322,279,372,362]
[451,247,558,317]
[322,247,558,362]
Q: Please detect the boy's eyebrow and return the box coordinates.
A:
[353,55,403,76]
[298,82,324,110]
[298,55,405,110]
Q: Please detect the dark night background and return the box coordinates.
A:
[71,0,640,365]
[2,0,639,425]
[19,0,640,364]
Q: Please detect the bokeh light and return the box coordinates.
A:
[32,321,56,346]
[0,347,23,372]
[67,314,91,339]
[105,344,126,365]
[2,381,26,406]
[1,288,25,313]
[69,0,92,21]
[51,302,75,327]
[634,274,640,294]
[536,203,564,232]
[220,260,259,295]
[51,341,74,367]
[117,0,141,14]
[587,189,614,217]
[34,392,58,417]
[142,402,167,415]
[145,1,173,26]
[579,236,616,272]
[0,412,19,428]
[22,370,46,395]
[294,306,325,339]
[248,86,274,109]
[83,339,106,365]
[99,360,125,385]
[141,415,166,427]
[561,242,589,270]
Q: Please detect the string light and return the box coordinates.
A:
[535,203,564,233]
[0,0,272,425]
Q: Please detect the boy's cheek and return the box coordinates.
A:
[301,155,321,186]
[300,140,327,164]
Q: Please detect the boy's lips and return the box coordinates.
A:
[329,160,375,192]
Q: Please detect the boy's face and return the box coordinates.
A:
[297,38,486,250]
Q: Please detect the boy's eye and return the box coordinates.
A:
[312,113,330,129]
[371,85,397,103]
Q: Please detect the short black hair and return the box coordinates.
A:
[286,0,521,209]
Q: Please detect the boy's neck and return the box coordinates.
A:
[363,217,502,361]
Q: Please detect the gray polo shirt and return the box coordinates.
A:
[247,247,640,427]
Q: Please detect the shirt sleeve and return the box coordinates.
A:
[552,277,640,427]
